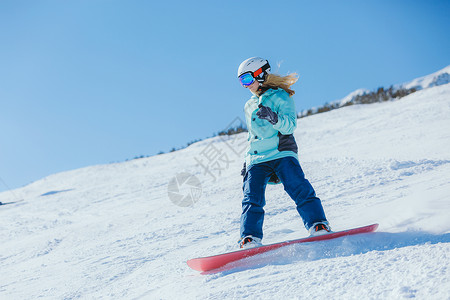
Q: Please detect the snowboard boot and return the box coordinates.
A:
[308,222,332,236]
[238,235,262,249]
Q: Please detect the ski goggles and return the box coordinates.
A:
[238,73,255,87]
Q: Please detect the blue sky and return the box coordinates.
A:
[1,0,449,193]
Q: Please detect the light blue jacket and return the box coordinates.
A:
[244,88,299,167]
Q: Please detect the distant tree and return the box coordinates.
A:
[218,124,247,136]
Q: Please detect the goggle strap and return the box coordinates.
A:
[253,68,263,77]
[253,63,270,78]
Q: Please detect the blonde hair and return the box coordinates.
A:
[261,73,298,96]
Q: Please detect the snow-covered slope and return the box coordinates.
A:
[1,84,450,299]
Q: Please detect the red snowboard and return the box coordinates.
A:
[187,223,378,273]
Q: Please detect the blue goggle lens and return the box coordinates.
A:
[239,73,255,87]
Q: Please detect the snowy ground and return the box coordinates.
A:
[1,84,449,299]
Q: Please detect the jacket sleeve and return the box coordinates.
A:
[272,92,297,135]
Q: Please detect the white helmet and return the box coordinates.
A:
[237,57,271,83]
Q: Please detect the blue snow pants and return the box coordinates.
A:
[240,156,327,239]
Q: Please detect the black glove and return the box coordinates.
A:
[241,162,246,177]
[268,172,281,184]
[256,104,278,125]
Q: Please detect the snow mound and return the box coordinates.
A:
[337,88,371,106]
[400,65,450,90]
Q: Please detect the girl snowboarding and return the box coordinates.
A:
[237,57,331,248]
